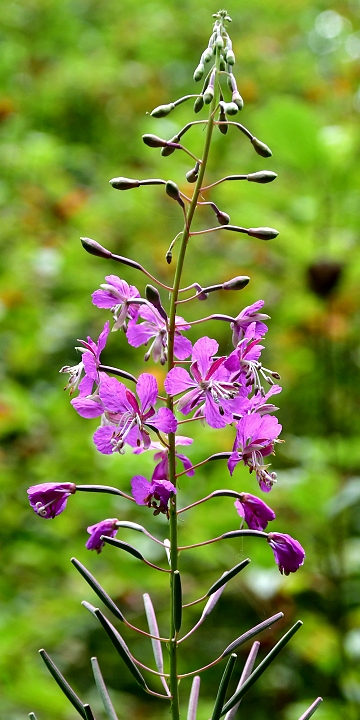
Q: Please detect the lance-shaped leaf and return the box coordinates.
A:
[71,558,124,623]
[224,641,260,719]
[222,612,284,657]
[221,621,303,715]
[211,654,237,720]
[83,705,96,720]
[39,649,86,719]
[91,657,119,720]
[298,697,323,720]
[143,594,170,697]
[173,571,182,633]
[102,536,168,571]
[91,606,148,692]
[187,676,201,720]
[207,559,250,596]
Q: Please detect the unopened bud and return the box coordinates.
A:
[251,136,272,158]
[218,105,228,135]
[161,135,180,157]
[247,227,279,240]
[232,92,244,110]
[226,49,235,65]
[80,237,112,259]
[186,167,198,183]
[150,103,175,118]
[193,63,205,82]
[166,250,172,264]
[203,86,214,104]
[201,47,214,63]
[219,58,226,71]
[271,371,281,380]
[109,177,140,190]
[222,276,250,291]
[215,35,224,49]
[166,180,185,209]
[247,171,277,184]
[216,210,230,225]
[145,285,167,319]
[142,134,169,148]
[223,101,238,116]
[194,96,204,113]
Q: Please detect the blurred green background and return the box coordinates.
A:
[1,0,360,718]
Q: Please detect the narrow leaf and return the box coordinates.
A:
[91,657,119,720]
[222,612,283,657]
[211,654,237,720]
[143,594,170,697]
[224,641,260,719]
[39,649,86,719]
[207,559,250,596]
[71,558,124,622]
[173,571,182,632]
[94,608,148,691]
[298,697,323,720]
[201,584,226,619]
[83,705,96,720]
[101,536,145,561]
[187,676,201,720]
[221,621,303,715]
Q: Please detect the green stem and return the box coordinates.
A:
[166,45,221,720]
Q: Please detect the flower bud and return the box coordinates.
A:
[218,105,228,134]
[145,285,167,320]
[161,135,180,156]
[215,35,224,49]
[222,276,250,290]
[232,92,244,110]
[226,49,235,65]
[223,101,238,116]
[80,237,112,259]
[251,136,272,158]
[203,86,214,104]
[166,180,185,208]
[201,47,214,63]
[109,177,140,190]
[186,167,199,183]
[219,58,226,71]
[247,171,277,184]
[150,102,175,118]
[247,227,279,240]
[216,209,230,225]
[194,96,204,113]
[193,63,205,82]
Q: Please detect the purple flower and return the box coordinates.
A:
[92,275,140,330]
[126,305,192,364]
[235,493,276,531]
[60,322,110,396]
[165,337,243,429]
[231,300,269,346]
[131,475,176,516]
[267,532,305,575]
[133,436,194,479]
[86,518,119,553]
[27,482,76,519]
[91,373,177,454]
[228,413,282,491]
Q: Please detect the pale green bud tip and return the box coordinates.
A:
[109,177,140,190]
[80,237,112,258]
[223,276,250,290]
[233,92,244,110]
[203,87,214,104]
[247,227,279,240]
[150,103,175,118]
[251,136,272,158]
[223,101,238,116]
[202,47,213,63]
[194,64,205,82]
[226,49,235,65]
[247,171,277,184]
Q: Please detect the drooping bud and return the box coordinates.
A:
[186,167,199,183]
[216,209,230,225]
[109,177,141,190]
[201,47,214,63]
[150,103,175,118]
[232,91,244,110]
[223,101,239,116]
[247,227,279,240]
[165,180,185,209]
[222,276,250,290]
[145,285,167,320]
[218,104,228,134]
[143,134,180,149]
[247,171,277,184]
[193,63,205,82]
[251,136,272,158]
[194,95,204,113]
[226,49,235,65]
[203,85,214,104]
[215,34,224,49]
[80,237,112,259]
[161,135,180,156]
[219,57,226,71]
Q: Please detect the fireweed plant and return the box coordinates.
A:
[27,11,323,720]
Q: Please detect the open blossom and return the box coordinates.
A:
[27,482,76,519]
[133,436,194,479]
[82,372,177,454]
[235,492,276,531]
[267,532,305,575]
[126,304,192,364]
[86,518,119,553]
[165,337,243,429]
[231,299,269,346]
[92,275,140,330]
[228,413,282,491]
[131,475,176,516]
[225,322,279,395]
[60,322,110,396]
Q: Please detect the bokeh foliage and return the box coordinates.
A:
[1,0,360,718]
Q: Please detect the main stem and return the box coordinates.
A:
[166,46,221,720]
